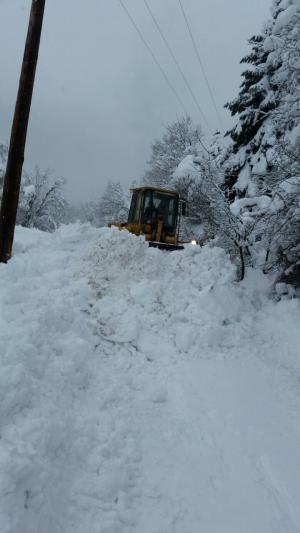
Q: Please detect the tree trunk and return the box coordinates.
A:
[239,246,245,281]
[0,0,46,263]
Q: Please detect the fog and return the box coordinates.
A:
[0,0,271,202]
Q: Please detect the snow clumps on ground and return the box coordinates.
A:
[0,224,300,533]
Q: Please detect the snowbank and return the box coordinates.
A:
[1,225,300,533]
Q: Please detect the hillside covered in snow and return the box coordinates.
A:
[0,224,300,533]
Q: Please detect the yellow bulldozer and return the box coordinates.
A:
[111,186,187,251]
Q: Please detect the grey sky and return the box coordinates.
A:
[0,0,271,203]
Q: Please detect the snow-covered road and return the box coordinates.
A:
[0,225,300,533]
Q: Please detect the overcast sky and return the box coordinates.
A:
[0,0,271,203]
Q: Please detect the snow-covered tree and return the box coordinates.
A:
[65,201,100,226]
[224,0,300,199]
[1,145,67,232]
[173,152,251,279]
[144,116,203,188]
[97,181,129,225]
[170,131,227,240]
[64,184,130,228]
[220,0,300,288]
[236,143,300,286]
[17,168,67,231]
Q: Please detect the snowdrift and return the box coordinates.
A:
[84,227,240,353]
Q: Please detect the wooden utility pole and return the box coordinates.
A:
[0,0,46,263]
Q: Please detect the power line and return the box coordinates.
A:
[177,0,224,131]
[118,0,189,116]
[143,0,211,134]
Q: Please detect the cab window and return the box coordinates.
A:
[142,191,152,223]
[152,192,178,229]
[128,191,143,223]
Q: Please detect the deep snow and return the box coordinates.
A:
[0,224,300,533]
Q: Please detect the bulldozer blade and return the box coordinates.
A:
[148,241,184,251]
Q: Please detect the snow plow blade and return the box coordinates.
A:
[148,241,184,251]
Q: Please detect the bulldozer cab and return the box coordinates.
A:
[124,187,185,250]
[129,188,178,229]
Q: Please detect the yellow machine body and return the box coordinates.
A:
[111,186,185,250]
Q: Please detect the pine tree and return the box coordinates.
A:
[225,33,276,149]
[222,0,300,287]
[224,0,300,198]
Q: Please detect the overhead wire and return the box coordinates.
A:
[118,0,189,116]
[143,0,211,134]
[177,0,224,131]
